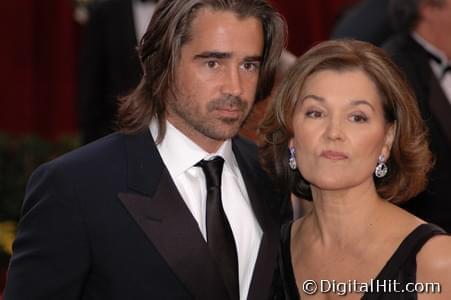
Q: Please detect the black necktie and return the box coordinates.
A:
[196,157,239,300]
[426,50,451,79]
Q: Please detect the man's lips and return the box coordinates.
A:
[320,150,349,160]
[214,108,242,117]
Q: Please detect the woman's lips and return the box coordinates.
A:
[320,150,349,160]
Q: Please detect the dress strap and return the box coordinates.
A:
[373,223,447,281]
[274,222,301,299]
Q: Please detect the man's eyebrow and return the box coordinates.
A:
[243,56,262,62]
[194,52,262,62]
[194,51,231,59]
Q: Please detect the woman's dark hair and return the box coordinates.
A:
[117,0,285,142]
[259,39,432,204]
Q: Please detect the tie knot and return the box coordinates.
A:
[426,50,451,78]
[196,156,224,188]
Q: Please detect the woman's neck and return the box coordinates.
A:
[306,180,388,249]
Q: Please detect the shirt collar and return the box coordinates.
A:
[149,119,240,178]
[412,32,451,66]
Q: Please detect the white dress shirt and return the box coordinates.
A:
[412,32,451,105]
[149,120,262,300]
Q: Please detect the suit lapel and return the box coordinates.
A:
[428,68,451,145]
[406,37,434,115]
[118,131,229,299]
[232,139,279,300]
[408,37,451,145]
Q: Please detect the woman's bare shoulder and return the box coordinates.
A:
[416,234,451,297]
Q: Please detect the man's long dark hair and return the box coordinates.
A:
[117,0,286,142]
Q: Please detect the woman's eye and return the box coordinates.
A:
[350,114,368,123]
[305,110,323,118]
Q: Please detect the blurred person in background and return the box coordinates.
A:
[384,0,451,233]
[331,0,394,46]
[79,0,158,144]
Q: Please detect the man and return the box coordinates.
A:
[384,0,451,232]
[79,0,158,144]
[4,1,289,299]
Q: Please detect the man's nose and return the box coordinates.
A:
[221,67,243,97]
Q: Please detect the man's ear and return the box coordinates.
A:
[418,0,440,22]
[418,1,429,19]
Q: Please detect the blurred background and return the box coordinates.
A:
[0,0,384,293]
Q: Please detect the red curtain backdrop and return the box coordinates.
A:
[0,0,78,140]
[0,268,5,299]
[272,0,358,55]
[0,0,357,139]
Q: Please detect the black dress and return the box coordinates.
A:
[273,223,447,299]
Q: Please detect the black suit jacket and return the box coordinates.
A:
[384,34,451,232]
[4,131,288,299]
[79,0,142,144]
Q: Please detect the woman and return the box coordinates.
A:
[259,40,451,299]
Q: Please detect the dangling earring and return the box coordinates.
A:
[288,147,297,170]
[375,154,388,178]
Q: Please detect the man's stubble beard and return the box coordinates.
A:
[167,93,253,142]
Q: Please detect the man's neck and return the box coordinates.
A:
[152,118,226,154]
[415,26,451,59]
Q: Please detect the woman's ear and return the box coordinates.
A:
[383,122,397,159]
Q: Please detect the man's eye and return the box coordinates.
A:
[206,61,219,68]
[241,62,259,71]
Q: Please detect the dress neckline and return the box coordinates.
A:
[367,223,443,282]
[286,222,446,299]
